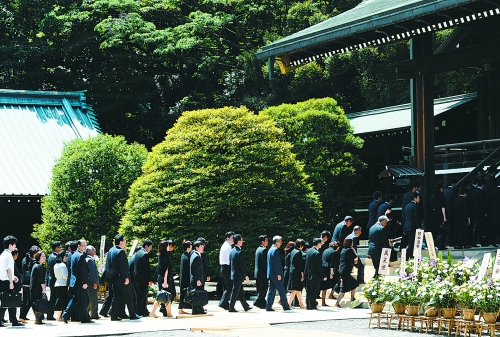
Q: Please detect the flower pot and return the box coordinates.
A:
[441,307,456,319]
[393,303,407,314]
[406,305,420,316]
[462,307,476,321]
[370,302,385,313]
[424,306,438,317]
[482,312,498,323]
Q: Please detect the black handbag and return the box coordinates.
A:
[33,294,51,314]
[156,290,171,304]
[190,289,208,307]
[0,291,22,308]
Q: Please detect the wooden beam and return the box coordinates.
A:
[397,39,500,79]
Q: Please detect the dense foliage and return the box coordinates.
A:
[32,134,148,253]
[261,98,364,224]
[0,0,477,148]
[120,106,321,276]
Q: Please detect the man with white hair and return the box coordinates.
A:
[265,236,292,311]
[368,216,391,278]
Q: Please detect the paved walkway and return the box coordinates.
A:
[3,299,370,337]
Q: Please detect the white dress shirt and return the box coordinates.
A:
[54,262,68,287]
[0,249,14,281]
[219,241,232,265]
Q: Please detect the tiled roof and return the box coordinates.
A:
[346,93,477,135]
[0,89,101,196]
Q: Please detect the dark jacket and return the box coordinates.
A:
[230,246,247,281]
[368,222,389,258]
[472,186,488,217]
[86,256,99,286]
[46,251,58,287]
[490,186,500,220]
[403,201,420,232]
[267,245,282,279]
[367,199,381,229]
[70,250,88,288]
[30,262,46,301]
[254,245,268,280]
[305,247,325,282]
[190,252,204,288]
[332,221,352,246]
[133,247,151,286]
[179,251,190,290]
[105,245,129,281]
[377,202,391,217]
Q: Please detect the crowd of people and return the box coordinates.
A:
[0,223,366,327]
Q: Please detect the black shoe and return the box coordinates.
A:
[218,305,229,310]
[284,307,293,311]
[81,320,95,324]
[130,315,141,320]
[244,306,253,312]
[493,244,499,248]
[119,315,129,319]
[464,245,471,248]
[99,312,108,318]
[266,308,275,312]
[46,317,56,321]
[90,317,100,320]
[228,308,238,312]
[11,321,24,326]
[111,317,122,321]
[62,317,69,324]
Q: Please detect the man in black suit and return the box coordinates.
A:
[377,195,393,217]
[367,191,382,230]
[46,241,62,320]
[62,239,93,323]
[403,192,421,258]
[228,234,252,312]
[133,240,153,317]
[253,235,268,309]
[332,216,354,246]
[196,237,210,282]
[86,245,100,320]
[305,238,326,310]
[472,178,489,247]
[368,216,391,277]
[190,240,206,315]
[106,235,141,321]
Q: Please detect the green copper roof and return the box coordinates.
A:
[0,89,101,196]
[256,0,495,69]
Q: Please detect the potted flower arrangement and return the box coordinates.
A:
[417,281,438,317]
[388,278,416,314]
[363,276,389,313]
[427,279,457,318]
[475,279,500,323]
[450,260,475,286]
[456,282,478,320]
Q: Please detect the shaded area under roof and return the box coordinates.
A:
[0,89,101,196]
[378,165,425,178]
[256,0,498,70]
[346,92,477,135]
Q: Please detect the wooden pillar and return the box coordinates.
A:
[410,33,434,227]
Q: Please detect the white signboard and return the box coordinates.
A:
[400,248,407,277]
[492,250,500,280]
[129,239,139,257]
[99,235,106,261]
[414,229,424,259]
[379,248,392,275]
[477,252,492,280]
[424,232,437,260]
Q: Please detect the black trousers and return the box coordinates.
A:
[62,286,90,322]
[472,215,487,246]
[110,277,136,319]
[305,280,320,309]
[218,265,232,309]
[0,280,19,323]
[228,278,250,310]
[135,283,149,316]
[253,277,268,308]
[19,285,32,319]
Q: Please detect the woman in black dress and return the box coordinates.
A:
[335,238,359,308]
[283,241,295,295]
[30,251,46,324]
[178,240,192,314]
[288,239,306,308]
[320,241,339,306]
[19,245,40,323]
[150,240,176,318]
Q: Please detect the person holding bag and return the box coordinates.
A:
[30,251,48,324]
[0,235,23,327]
[19,245,40,322]
[53,250,69,321]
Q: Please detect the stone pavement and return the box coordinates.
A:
[2,299,371,337]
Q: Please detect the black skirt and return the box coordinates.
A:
[53,286,69,311]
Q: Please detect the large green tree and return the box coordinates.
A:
[261,98,364,224]
[120,106,321,275]
[32,134,148,252]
